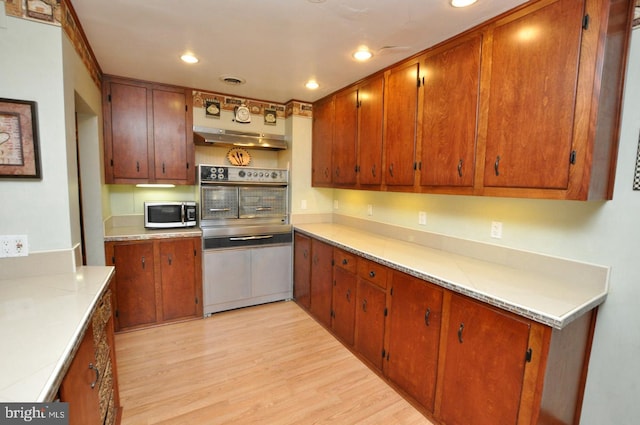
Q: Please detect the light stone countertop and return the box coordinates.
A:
[103,214,201,242]
[294,223,608,329]
[0,266,115,402]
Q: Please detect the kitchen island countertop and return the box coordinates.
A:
[294,222,608,329]
[0,266,114,402]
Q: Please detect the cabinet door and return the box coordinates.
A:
[354,279,386,370]
[293,232,311,309]
[159,238,198,321]
[386,271,442,411]
[358,75,385,186]
[152,88,191,183]
[384,60,419,186]
[421,35,481,187]
[483,0,584,189]
[112,242,157,330]
[312,97,334,186]
[332,266,357,345]
[309,239,333,327]
[252,244,292,297]
[105,80,150,182]
[332,87,358,185]
[59,323,101,425]
[438,294,531,425]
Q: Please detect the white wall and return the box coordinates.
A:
[0,16,72,252]
[321,30,640,424]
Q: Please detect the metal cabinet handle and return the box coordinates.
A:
[457,159,463,177]
[369,270,376,278]
[162,162,166,174]
[458,322,465,343]
[324,168,330,178]
[136,161,140,172]
[389,163,394,177]
[335,166,340,177]
[141,256,145,269]
[346,289,351,302]
[168,255,172,265]
[494,156,501,176]
[89,363,99,389]
[303,249,308,259]
[362,299,368,312]
[371,164,376,177]
[342,258,348,265]
[424,308,431,327]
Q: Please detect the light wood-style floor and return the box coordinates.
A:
[115,301,434,425]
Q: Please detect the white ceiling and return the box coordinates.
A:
[70,0,527,104]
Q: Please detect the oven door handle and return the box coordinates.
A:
[255,206,273,211]
[209,208,231,212]
[229,235,274,241]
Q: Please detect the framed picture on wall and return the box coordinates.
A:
[0,98,42,179]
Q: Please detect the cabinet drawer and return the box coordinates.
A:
[334,248,357,273]
[357,258,388,289]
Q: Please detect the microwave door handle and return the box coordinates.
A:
[181,204,186,224]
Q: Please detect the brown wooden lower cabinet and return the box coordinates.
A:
[104,237,202,332]
[386,271,443,412]
[293,232,311,309]
[296,232,597,425]
[59,287,120,425]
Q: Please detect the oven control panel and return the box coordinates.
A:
[199,165,288,184]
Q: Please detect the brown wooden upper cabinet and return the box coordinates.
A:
[311,96,334,187]
[420,34,482,189]
[103,75,194,185]
[333,87,358,186]
[311,0,633,200]
[482,0,583,192]
[384,59,420,187]
[357,75,385,186]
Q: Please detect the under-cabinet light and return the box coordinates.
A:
[135,184,176,188]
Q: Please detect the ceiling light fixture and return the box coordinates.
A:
[451,0,478,7]
[180,53,199,64]
[305,80,319,90]
[353,48,373,62]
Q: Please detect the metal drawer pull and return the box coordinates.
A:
[389,163,394,177]
[494,156,501,176]
[89,363,99,389]
[141,256,145,269]
[209,208,231,212]
[369,270,376,278]
[346,289,351,301]
[424,308,431,327]
[342,258,348,265]
[362,299,367,312]
[458,322,465,343]
[229,235,274,241]
[457,159,463,177]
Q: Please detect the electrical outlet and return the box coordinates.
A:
[367,204,373,216]
[301,199,307,210]
[490,222,503,239]
[333,200,339,210]
[0,235,29,258]
[418,211,427,225]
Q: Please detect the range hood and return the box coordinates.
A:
[193,126,287,150]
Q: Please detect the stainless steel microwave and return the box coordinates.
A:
[144,201,197,229]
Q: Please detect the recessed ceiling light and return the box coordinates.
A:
[305,80,319,90]
[451,0,478,7]
[180,53,199,64]
[353,48,373,62]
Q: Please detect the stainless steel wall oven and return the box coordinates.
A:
[198,165,292,315]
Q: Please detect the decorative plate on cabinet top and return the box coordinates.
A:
[227,147,251,166]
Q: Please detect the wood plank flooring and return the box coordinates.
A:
[115,301,434,425]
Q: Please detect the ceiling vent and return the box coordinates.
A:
[220,75,246,85]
